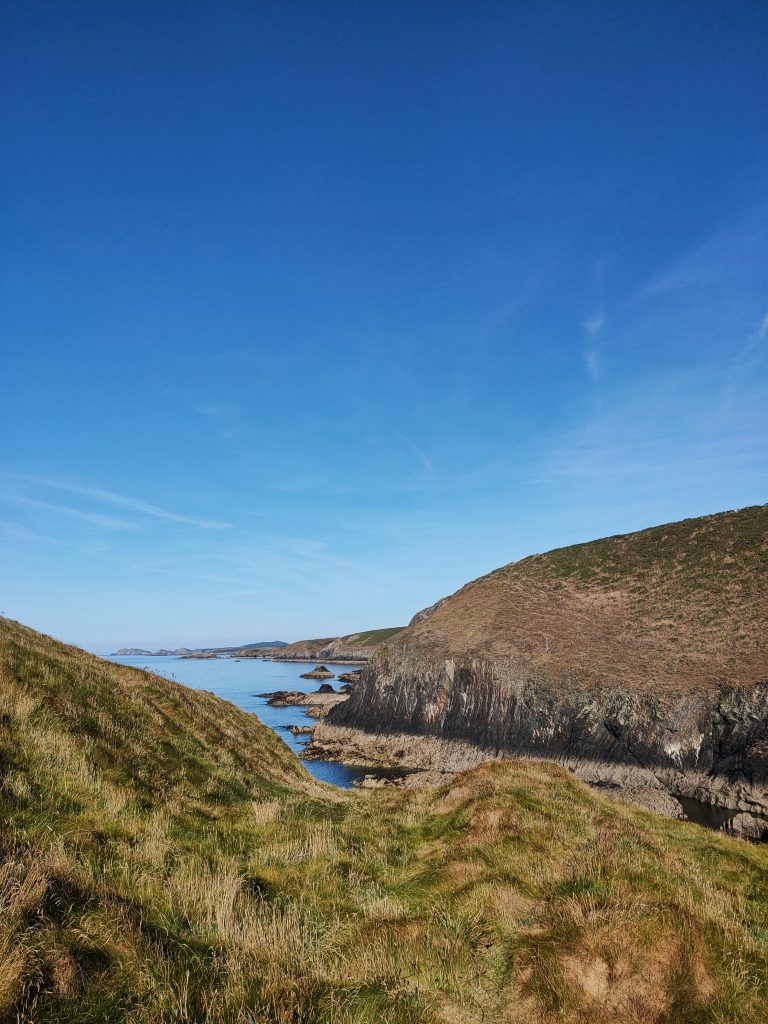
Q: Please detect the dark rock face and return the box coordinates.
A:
[316,683,336,694]
[327,650,768,815]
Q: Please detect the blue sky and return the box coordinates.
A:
[2,1,767,652]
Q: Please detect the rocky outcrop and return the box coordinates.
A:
[315,650,768,816]
[354,769,451,790]
[725,813,768,841]
[258,689,347,719]
[300,665,335,680]
[338,670,362,685]
[407,597,449,627]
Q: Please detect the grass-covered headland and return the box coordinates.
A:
[1,616,767,1024]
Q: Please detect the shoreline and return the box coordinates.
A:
[305,720,768,838]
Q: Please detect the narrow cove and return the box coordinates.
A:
[111,654,389,788]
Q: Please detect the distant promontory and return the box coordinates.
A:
[111,641,288,656]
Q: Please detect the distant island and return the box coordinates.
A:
[111,641,288,656]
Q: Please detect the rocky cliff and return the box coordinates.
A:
[311,505,768,819]
[241,626,405,662]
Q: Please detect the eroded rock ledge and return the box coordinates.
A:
[305,651,768,820]
[257,689,347,719]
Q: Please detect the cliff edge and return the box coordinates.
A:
[310,505,768,818]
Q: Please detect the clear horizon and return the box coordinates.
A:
[2,2,767,654]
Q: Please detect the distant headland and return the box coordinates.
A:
[111,641,288,656]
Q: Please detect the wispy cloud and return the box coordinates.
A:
[636,203,768,300]
[538,355,768,498]
[582,306,605,383]
[10,496,139,530]
[397,433,435,476]
[1,474,230,529]
[196,401,244,443]
[0,520,67,545]
[720,311,768,414]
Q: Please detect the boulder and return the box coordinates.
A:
[725,813,768,842]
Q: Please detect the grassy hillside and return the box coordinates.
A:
[400,504,768,693]
[2,617,768,1023]
[252,627,406,660]
[338,626,405,648]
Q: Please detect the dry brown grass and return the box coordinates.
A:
[395,503,768,692]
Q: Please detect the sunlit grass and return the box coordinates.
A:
[2,616,768,1023]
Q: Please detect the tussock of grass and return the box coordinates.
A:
[2,616,768,1022]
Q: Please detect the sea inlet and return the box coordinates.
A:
[110,654,383,788]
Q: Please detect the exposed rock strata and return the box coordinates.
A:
[311,651,768,818]
[259,689,346,719]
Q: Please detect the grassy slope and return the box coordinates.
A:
[399,504,768,693]
[339,627,405,648]
[259,627,406,659]
[2,617,768,1024]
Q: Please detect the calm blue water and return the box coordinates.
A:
[110,655,371,788]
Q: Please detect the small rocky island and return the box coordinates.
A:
[299,665,335,680]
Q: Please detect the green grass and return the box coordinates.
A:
[340,627,406,648]
[523,504,768,596]
[279,628,405,653]
[2,616,768,1023]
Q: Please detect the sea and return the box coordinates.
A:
[109,654,382,788]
